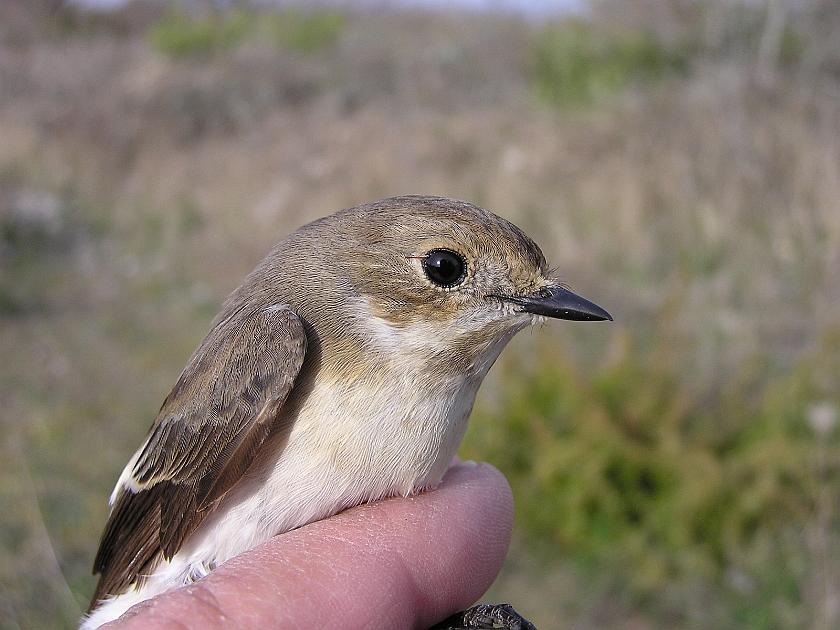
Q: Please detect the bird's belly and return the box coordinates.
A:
[175,374,478,574]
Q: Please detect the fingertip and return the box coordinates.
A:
[408,459,514,622]
[440,459,514,515]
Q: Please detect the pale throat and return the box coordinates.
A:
[295,300,526,494]
[194,304,530,557]
[351,295,529,370]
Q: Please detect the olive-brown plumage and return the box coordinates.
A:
[91,304,306,603]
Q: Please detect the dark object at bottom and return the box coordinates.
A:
[430,603,538,630]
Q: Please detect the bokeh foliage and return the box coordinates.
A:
[465,324,840,613]
[148,6,346,57]
[529,20,692,107]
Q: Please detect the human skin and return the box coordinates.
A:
[100,460,514,630]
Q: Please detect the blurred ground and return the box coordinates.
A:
[1,1,839,629]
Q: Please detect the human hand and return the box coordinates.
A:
[103,460,514,629]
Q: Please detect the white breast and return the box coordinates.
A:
[82,308,522,629]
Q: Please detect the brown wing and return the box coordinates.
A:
[90,303,307,608]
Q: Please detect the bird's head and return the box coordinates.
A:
[266,196,610,375]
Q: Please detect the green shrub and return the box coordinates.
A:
[464,325,839,603]
[148,8,247,57]
[267,9,346,54]
[529,20,692,108]
[148,7,345,58]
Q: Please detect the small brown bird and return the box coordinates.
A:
[83,195,611,628]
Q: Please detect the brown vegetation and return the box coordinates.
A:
[1,1,838,628]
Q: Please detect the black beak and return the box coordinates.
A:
[496,285,613,322]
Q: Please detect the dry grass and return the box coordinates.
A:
[1,1,839,628]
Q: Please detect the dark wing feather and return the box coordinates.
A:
[90,303,307,608]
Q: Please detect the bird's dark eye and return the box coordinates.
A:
[422,249,466,287]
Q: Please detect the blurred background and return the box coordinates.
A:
[1,0,839,628]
